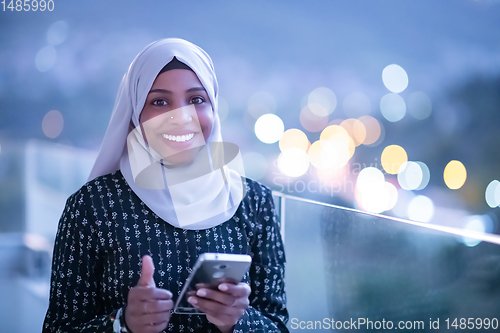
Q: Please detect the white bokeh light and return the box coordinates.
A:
[278,148,310,177]
[415,162,430,190]
[254,114,284,144]
[36,46,57,72]
[384,182,398,211]
[408,195,434,223]
[408,91,432,120]
[397,161,429,191]
[47,20,69,46]
[357,167,385,193]
[318,140,350,169]
[357,181,399,214]
[380,93,406,122]
[356,167,392,213]
[485,180,500,208]
[382,64,409,93]
[308,87,337,116]
[398,161,422,191]
[462,216,486,247]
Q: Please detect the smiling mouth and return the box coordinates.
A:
[162,133,195,142]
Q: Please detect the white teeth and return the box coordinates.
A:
[163,133,194,142]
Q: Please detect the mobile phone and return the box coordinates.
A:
[173,253,252,315]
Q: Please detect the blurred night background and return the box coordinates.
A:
[1,0,500,331]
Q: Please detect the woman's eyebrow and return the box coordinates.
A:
[187,87,206,93]
[148,87,206,94]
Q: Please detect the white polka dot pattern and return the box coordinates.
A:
[42,171,289,332]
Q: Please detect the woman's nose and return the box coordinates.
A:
[169,105,194,124]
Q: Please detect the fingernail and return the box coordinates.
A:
[196,289,207,297]
[187,296,197,305]
[218,284,228,291]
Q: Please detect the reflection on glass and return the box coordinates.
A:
[277,193,500,332]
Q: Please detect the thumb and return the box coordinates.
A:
[137,255,156,287]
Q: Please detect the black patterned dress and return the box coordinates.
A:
[42,171,288,333]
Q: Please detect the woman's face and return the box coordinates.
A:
[139,69,214,166]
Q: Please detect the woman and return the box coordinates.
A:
[43,38,288,333]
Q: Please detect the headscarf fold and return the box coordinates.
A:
[88,38,246,230]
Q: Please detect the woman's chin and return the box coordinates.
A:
[161,149,200,167]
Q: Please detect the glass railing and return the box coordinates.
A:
[2,187,500,332]
[274,192,500,332]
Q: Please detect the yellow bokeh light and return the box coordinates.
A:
[320,125,348,141]
[320,125,355,159]
[340,118,366,146]
[308,140,350,170]
[279,128,310,153]
[381,145,408,174]
[444,160,467,190]
[358,115,381,145]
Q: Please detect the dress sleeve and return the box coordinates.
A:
[42,189,117,333]
[233,184,289,333]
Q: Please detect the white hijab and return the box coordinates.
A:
[88,38,246,230]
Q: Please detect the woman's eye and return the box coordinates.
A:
[152,99,168,106]
[190,97,204,104]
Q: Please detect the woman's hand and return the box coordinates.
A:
[125,255,174,333]
[187,282,251,333]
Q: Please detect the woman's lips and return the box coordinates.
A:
[163,133,195,142]
[160,132,198,150]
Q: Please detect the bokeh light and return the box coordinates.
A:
[340,118,366,146]
[36,46,57,72]
[485,180,500,208]
[300,104,329,132]
[355,167,388,213]
[356,167,385,193]
[247,91,277,119]
[42,110,64,138]
[278,148,310,177]
[279,128,309,152]
[254,114,284,144]
[242,151,268,181]
[343,92,371,118]
[397,161,430,191]
[380,93,406,122]
[384,181,399,211]
[408,195,434,222]
[381,145,408,174]
[382,64,409,93]
[308,140,350,170]
[319,125,355,159]
[414,162,430,190]
[398,161,421,190]
[308,87,337,116]
[462,216,486,247]
[443,160,467,190]
[47,20,69,46]
[408,91,432,120]
[320,125,349,141]
[358,116,381,145]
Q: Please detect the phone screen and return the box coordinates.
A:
[174,253,252,314]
